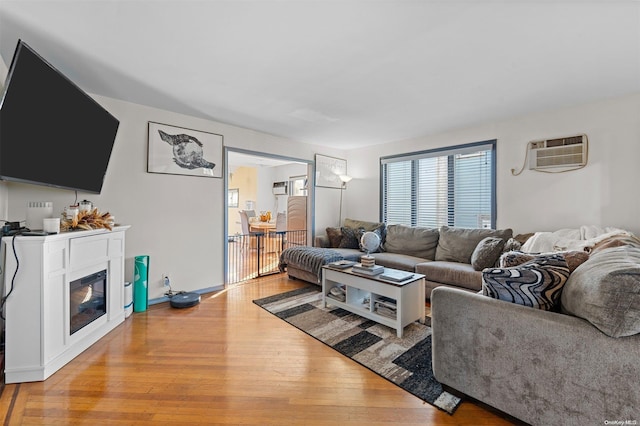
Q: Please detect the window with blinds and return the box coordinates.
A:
[381,140,496,229]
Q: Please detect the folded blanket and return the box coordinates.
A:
[278,246,345,281]
[522,225,631,253]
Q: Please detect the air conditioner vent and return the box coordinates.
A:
[528,134,587,171]
[273,181,288,195]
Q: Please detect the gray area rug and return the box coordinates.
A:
[253,286,462,414]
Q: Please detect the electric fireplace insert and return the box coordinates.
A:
[69,269,107,335]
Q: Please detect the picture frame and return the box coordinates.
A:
[148,121,223,178]
[228,188,239,208]
[315,154,347,189]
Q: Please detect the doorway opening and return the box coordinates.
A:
[225,148,313,285]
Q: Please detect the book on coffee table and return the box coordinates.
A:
[327,260,356,269]
[352,263,384,276]
[379,269,414,282]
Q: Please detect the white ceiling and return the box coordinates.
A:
[1,1,639,149]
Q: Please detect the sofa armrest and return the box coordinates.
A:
[314,234,330,248]
[431,287,640,425]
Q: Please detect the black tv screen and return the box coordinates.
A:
[0,40,119,194]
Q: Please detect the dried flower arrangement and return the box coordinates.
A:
[61,208,115,232]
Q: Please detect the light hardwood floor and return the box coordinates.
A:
[0,274,517,425]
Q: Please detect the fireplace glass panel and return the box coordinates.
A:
[70,269,107,335]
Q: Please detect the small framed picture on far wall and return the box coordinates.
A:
[228,188,239,208]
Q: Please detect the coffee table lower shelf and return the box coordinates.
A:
[321,266,425,338]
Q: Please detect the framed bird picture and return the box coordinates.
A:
[147,122,223,178]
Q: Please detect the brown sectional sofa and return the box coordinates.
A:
[285,218,516,298]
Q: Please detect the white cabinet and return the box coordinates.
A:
[2,226,129,383]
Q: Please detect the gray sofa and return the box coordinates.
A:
[283,218,515,297]
[431,243,640,425]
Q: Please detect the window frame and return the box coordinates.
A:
[379,139,497,229]
[289,175,308,196]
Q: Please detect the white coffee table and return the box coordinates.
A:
[321,265,425,337]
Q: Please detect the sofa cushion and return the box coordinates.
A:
[561,246,640,338]
[343,218,385,232]
[325,227,343,248]
[381,224,439,260]
[435,226,513,264]
[372,252,429,272]
[481,253,570,311]
[415,261,482,291]
[471,237,505,270]
[329,248,363,262]
[588,234,640,255]
[314,234,331,248]
[514,232,534,245]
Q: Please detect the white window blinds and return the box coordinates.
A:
[381,141,496,229]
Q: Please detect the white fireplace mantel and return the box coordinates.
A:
[1,226,130,383]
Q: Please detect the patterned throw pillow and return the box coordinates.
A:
[502,237,522,253]
[325,227,343,248]
[557,251,589,272]
[499,251,535,268]
[493,238,524,267]
[482,253,570,311]
[500,250,588,272]
[339,226,363,249]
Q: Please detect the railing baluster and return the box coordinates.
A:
[227,230,308,284]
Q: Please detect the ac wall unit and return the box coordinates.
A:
[528,134,587,170]
[273,181,288,195]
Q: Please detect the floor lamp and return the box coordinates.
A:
[338,174,352,226]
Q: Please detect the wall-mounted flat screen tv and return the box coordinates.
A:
[0,40,119,194]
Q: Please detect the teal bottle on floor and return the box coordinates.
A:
[133,255,149,312]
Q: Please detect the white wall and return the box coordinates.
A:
[256,164,303,215]
[315,186,343,230]
[345,92,640,236]
[5,95,345,299]
[256,167,276,214]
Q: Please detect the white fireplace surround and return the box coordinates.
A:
[2,226,130,383]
